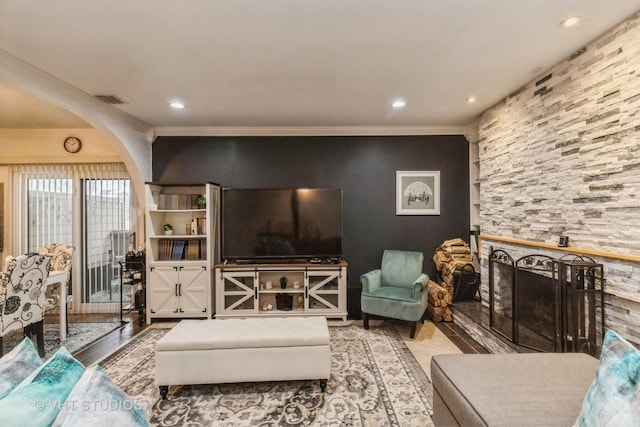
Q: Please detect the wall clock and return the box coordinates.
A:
[63,136,82,153]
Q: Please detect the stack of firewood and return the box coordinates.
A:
[433,237,476,294]
[427,237,480,322]
[427,280,453,322]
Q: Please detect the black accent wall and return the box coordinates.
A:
[153,135,470,317]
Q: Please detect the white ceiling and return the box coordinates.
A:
[1,0,639,131]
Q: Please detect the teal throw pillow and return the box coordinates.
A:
[0,346,85,427]
[574,329,640,427]
[51,365,150,426]
[0,338,42,399]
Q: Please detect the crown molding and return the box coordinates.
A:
[463,119,481,143]
[153,125,469,138]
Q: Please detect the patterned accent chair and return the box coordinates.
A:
[0,253,53,357]
[360,250,429,338]
[38,244,75,335]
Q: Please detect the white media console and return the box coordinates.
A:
[214,261,347,321]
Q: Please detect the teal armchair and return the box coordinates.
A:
[361,250,429,338]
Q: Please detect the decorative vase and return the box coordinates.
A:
[280,276,288,289]
[164,230,173,235]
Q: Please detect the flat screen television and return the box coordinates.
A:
[222,188,343,263]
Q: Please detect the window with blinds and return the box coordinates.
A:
[11,163,132,313]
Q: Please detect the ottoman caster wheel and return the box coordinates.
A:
[159,386,169,400]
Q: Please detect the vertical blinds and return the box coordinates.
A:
[11,163,132,312]
[11,163,130,250]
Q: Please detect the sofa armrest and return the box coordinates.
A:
[360,269,382,294]
[431,353,599,427]
[412,273,429,299]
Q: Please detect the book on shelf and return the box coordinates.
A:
[200,239,207,259]
[157,239,204,261]
[197,217,206,235]
[158,239,170,261]
[189,217,206,235]
[171,240,186,260]
[185,240,200,260]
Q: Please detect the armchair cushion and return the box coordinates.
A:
[365,286,414,301]
[362,291,428,321]
[381,249,425,288]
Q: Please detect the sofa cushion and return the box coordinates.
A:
[0,338,42,399]
[51,366,150,427]
[0,347,85,427]
[574,330,640,427]
[431,352,598,426]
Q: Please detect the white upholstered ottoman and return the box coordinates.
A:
[155,317,331,399]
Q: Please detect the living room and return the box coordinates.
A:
[2,2,640,425]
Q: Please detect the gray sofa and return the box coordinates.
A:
[431,353,598,426]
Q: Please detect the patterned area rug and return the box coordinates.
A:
[2,322,122,360]
[99,324,434,426]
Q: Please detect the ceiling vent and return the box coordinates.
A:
[93,94,126,105]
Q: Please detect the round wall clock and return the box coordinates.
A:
[63,136,82,153]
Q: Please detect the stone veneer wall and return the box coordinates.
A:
[477,12,640,346]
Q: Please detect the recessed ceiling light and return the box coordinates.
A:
[170,101,185,109]
[392,99,406,108]
[466,96,477,103]
[561,16,580,28]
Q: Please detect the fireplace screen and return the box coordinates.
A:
[488,250,604,356]
[515,255,557,352]
[489,250,515,342]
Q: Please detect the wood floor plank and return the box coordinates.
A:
[46,312,148,366]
